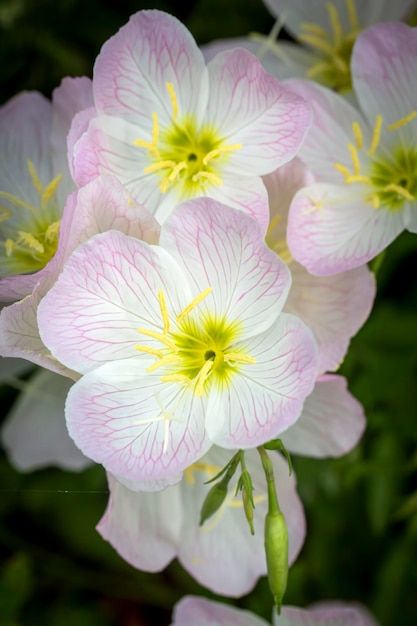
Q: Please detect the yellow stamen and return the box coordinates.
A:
[134,345,164,358]
[0,205,12,222]
[327,2,343,47]
[143,160,177,173]
[306,61,333,79]
[0,191,37,212]
[166,82,179,120]
[168,161,188,182]
[194,359,214,396]
[137,327,178,351]
[369,194,380,209]
[158,290,170,334]
[334,162,351,179]
[345,174,372,185]
[267,214,281,232]
[45,220,60,242]
[16,231,44,254]
[160,373,192,385]
[299,22,328,37]
[347,0,359,30]
[387,111,417,131]
[383,184,414,200]
[203,143,242,165]
[5,239,15,256]
[224,352,256,365]
[26,159,43,196]
[347,142,360,175]
[368,115,383,156]
[297,33,335,55]
[192,171,222,186]
[184,462,221,484]
[177,287,213,323]
[41,173,62,207]
[146,353,179,373]
[352,121,363,150]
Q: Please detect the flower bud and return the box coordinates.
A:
[264,509,288,614]
[199,481,228,526]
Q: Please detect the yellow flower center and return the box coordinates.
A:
[134,82,242,198]
[135,287,256,398]
[0,159,62,276]
[333,111,417,211]
[299,0,361,92]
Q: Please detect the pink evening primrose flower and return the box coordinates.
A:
[0,175,160,377]
[170,596,379,626]
[97,447,305,596]
[37,198,319,484]
[0,78,93,302]
[286,22,417,275]
[69,9,312,228]
[264,159,375,372]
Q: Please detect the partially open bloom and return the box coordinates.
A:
[70,9,311,227]
[98,447,305,596]
[286,23,417,275]
[170,596,379,626]
[37,198,318,483]
[0,78,93,302]
[264,159,375,371]
[258,0,415,96]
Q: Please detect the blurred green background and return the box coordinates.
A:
[1,0,417,624]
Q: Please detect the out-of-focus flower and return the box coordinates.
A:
[97,448,305,596]
[286,23,417,274]
[69,9,311,227]
[37,198,318,484]
[0,77,93,302]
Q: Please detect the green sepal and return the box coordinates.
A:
[263,439,293,475]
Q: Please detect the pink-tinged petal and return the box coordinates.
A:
[206,313,318,448]
[93,10,208,127]
[0,290,76,378]
[38,230,190,374]
[1,368,90,471]
[161,199,291,338]
[96,473,181,572]
[51,76,93,202]
[0,273,43,303]
[207,49,311,175]
[114,471,182,494]
[67,107,97,184]
[274,603,379,626]
[284,79,368,184]
[66,360,210,481]
[178,447,305,596]
[353,23,417,145]
[284,261,376,372]
[172,596,269,626]
[287,183,405,275]
[281,375,365,458]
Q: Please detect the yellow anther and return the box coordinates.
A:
[195,359,214,397]
[5,239,15,256]
[299,22,328,37]
[352,121,363,150]
[146,353,179,373]
[177,286,213,323]
[0,191,37,212]
[192,171,222,186]
[134,345,164,358]
[347,0,359,30]
[16,231,44,254]
[137,327,178,351]
[0,205,12,223]
[345,174,372,185]
[383,184,414,201]
[158,290,170,334]
[159,373,192,385]
[370,194,380,209]
[203,143,242,166]
[184,462,221,484]
[224,352,256,365]
[45,220,60,242]
[387,111,417,131]
[368,115,383,156]
[334,162,351,179]
[26,159,43,196]
[327,2,343,47]
[347,142,360,175]
[143,160,177,174]
[41,173,62,207]
[297,33,335,55]
[168,161,187,182]
[166,82,179,120]
[306,61,333,79]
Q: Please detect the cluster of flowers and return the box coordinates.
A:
[1,0,416,622]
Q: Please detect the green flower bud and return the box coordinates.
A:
[199,480,228,526]
[264,509,289,615]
